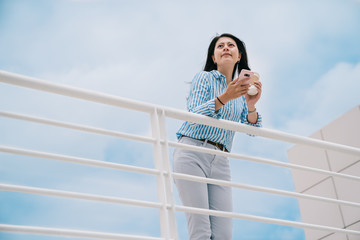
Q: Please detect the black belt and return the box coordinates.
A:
[200,139,228,152]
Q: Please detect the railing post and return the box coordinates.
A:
[151,108,178,240]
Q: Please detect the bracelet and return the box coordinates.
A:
[248,108,257,114]
[217,97,225,105]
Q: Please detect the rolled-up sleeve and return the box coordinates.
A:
[240,101,262,127]
[187,72,222,119]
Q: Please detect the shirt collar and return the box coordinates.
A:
[210,70,226,81]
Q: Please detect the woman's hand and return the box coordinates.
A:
[245,81,262,123]
[220,77,251,103]
[215,77,251,111]
[245,81,262,108]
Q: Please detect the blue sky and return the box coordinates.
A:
[0,0,360,239]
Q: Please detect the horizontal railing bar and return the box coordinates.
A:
[3,183,358,238]
[163,108,360,157]
[0,224,166,240]
[1,110,357,183]
[3,183,357,237]
[1,70,359,157]
[0,70,157,114]
[0,145,159,176]
[0,111,156,144]
[168,141,360,182]
[3,144,358,208]
[0,183,162,209]
[172,172,360,208]
[174,205,360,236]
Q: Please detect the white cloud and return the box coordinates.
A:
[284,61,360,135]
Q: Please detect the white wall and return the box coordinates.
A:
[288,105,360,240]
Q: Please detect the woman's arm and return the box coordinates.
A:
[187,72,222,118]
[215,76,253,112]
[241,103,262,127]
[247,107,258,124]
[245,81,262,124]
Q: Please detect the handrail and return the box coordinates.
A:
[0,224,166,240]
[0,111,156,144]
[1,111,359,182]
[2,144,359,208]
[1,70,359,156]
[0,70,157,114]
[0,145,160,176]
[172,172,360,208]
[0,183,162,209]
[163,107,360,156]
[1,70,359,239]
[2,182,359,237]
[169,141,360,182]
[174,206,360,236]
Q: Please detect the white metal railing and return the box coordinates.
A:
[1,70,360,239]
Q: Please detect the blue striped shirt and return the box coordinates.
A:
[176,70,262,152]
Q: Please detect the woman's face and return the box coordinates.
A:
[212,37,241,69]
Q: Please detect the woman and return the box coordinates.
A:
[173,33,262,240]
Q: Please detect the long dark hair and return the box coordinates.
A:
[204,33,250,79]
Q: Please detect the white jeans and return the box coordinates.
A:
[173,136,233,240]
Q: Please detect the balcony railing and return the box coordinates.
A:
[1,70,359,239]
